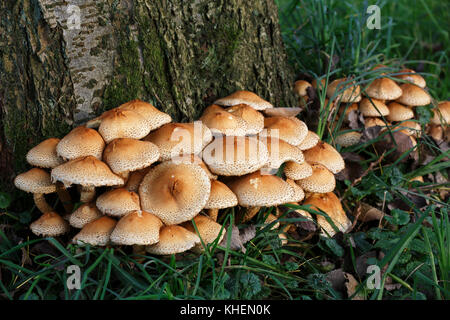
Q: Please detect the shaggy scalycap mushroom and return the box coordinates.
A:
[395,69,426,88]
[69,202,103,229]
[359,98,390,117]
[430,101,450,125]
[365,78,403,100]
[260,116,308,146]
[259,136,304,170]
[303,141,345,174]
[204,180,238,221]
[110,210,163,245]
[297,131,320,151]
[139,161,211,225]
[396,84,431,106]
[117,99,172,130]
[30,212,70,237]
[146,225,200,255]
[26,138,64,168]
[326,78,362,103]
[214,90,273,110]
[286,179,305,202]
[226,104,265,135]
[296,163,336,193]
[335,131,362,147]
[96,188,141,218]
[386,102,414,122]
[57,126,105,160]
[72,216,117,246]
[263,107,302,118]
[183,215,225,252]
[98,109,151,143]
[199,106,248,136]
[284,161,313,180]
[294,80,312,96]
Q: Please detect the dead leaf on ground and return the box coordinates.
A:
[345,273,365,300]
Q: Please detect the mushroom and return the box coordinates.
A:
[260,116,308,146]
[430,101,449,125]
[284,161,313,180]
[51,155,124,203]
[14,168,57,213]
[225,104,265,135]
[146,225,201,255]
[214,90,273,110]
[96,188,141,218]
[183,215,225,253]
[116,99,172,130]
[259,136,304,172]
[97,109,151,143]
[335,130,362,147]
[139,161,211,225]
[263,107,302,118]
[285,178,305,203]
[204,180,238,221]
[57,126,105,161]
[199,105,248,136]
[124,167,151,193]
[359,98,390,117]
[396,84,431,106]
[303,141,345,174]
[69,202,103,228]
[326,78,362,103]
[386,102,414,122]
[297,131,320,151]
[364,77,403,101]
[72,216,117,246]
[30,211,70,237]
[365,117,389,128]
[296,163,336,193]
[395,69,426,88]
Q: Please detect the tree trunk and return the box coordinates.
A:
[0,0,295,189]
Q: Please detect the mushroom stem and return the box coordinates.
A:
[33,193,54,213]
[80,186,96,203]
[240,206,261,223]
[132,245,146,263]
[56,182,73,213]
[207,208,219,221]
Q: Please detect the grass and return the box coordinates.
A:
[1,0,449,300]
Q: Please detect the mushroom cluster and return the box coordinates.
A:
[295,67,449,148]
[15,93,351,256]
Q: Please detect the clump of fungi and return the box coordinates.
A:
[15,93,352,256]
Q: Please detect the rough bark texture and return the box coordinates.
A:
[0,0,295,189]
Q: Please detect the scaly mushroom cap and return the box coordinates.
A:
[312,78,326,90]
[365,78,403,100]
[338,103,359,123]
[297,131,320,150]
[110,210,163,245]
[259,137,304,169]
[139,161,211,225]
[204,180,238,209]
[395,120,421,136]
[146,225,200,255]
[26,138,64,168]
[326,78,362,103]
[260,116,308,146]
[98,109,151,143]
[296,163,336,193]
[72,216,117,246]
[174,154,217,180]
[430,101,450,125]
[117,99,172,130]
[51,156,124,188]
[386,102,414,122]
[226,104,265,135]
[396,84,431,106]
[14,168,56,194]
[284,161,313,180]
[286,179,305,202]
[30,212,70,237]
[125,167,151,193]
[335,131,362,147]
[365,117,389,128]
[199,107,248,136]
[57,126,105,160]
[103,138,160,175]
[144,122,212,161]
[96,188,141,217]
[303,141,345,174]
[202,136,269,176]
[214,90,273,110]
[227,170,294,207]
[183,215,225,248]
[395,69,426,88]
[294,80,312,96]
[359,98,390,117]
[303,192,351,237]
[69,202,103,228]
[263,107,302,118]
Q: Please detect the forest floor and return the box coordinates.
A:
[0,0,448,300]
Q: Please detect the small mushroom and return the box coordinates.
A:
[146,225,200,255]
[204,180,238,221]
[30,211,70,237]
[72,216,117,246]
[303,141,345,174]
[69,202,103,229]
[214,90,273,110]
[96,188,141,218]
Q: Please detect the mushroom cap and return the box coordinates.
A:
[202,136,269,176]
[117,99,172,131]
[395,69,426,88]
[396,84,431,106]
[30,212,70,237]
[51,156,124,187]
[214,90,273,110]
[96,188,141,217]
[125,167,151,192]
[386,102,415,122]
[144,122,212,161]
[72,216,117,246]
[183,214,225,247]
[103,138,160,175]
[303,192,351,237]
[312,78,326,90]
[26,138,64,168]
[359,98,390,117]
[338,103,359,123]
[226,170,294,207]
[110,210,163,245]
[395,120,421,136]
[303,141,345,174]
[259,136,304,169]
[297,131,320,150]
[226,104,265,135]
[430,101,450,125]
[69,202,103,228]
[335,131,362,147]
[326,78,362,103]
[286,178,305,202]
[365,117,389,128]
[174,154,217,180]
[296,163,336,193]
[204,180,238,209]
[260,116,308,146]
[365,78,403,100]
[284,161,313,180]
[294,80,312,96]
[199,108,248,136]
[139,161,211,225]
[146,225,200,255]
[98,109,151,143]
[57,126,105,160]
[263,107,302,118]
[14,168,56,194]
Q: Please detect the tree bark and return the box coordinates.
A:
[0,0,295,188]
